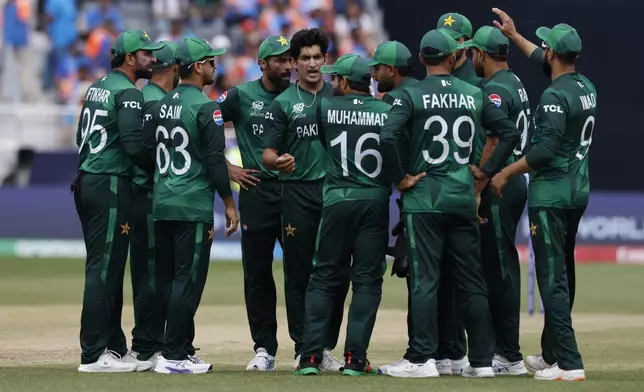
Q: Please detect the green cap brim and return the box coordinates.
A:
[535,27,552,42]
[366,59,380,66]
[320,65,336,74]
[459,41,474,49]
[141,42,165,51]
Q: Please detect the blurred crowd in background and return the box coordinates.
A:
[1,0,385,107]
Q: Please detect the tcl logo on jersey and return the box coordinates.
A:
[489,94,502,108]
[213,110,224,125]
[543,105,563,113]
[217,91,227,103]
[392,99,403,106]
[265,112,274,120]
[123,101,141,109]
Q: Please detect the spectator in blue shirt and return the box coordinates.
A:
[85,0,124,32]
[42,0,78,90]
[3,0,38,101]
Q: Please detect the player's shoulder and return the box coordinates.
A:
[141,83,165,102]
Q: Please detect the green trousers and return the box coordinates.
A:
[405,212,495,367]
[73,172,131,364]
[239,180,283,356]
[155,220,212,361]
[130,184,170,360]
[302,200,388,362]
[479,175,527,362]
[281,180,349,357]
[528,206,586,370]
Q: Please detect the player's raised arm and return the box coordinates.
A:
[492,8,539,59]
[261,99,292,172]
[479,95,520,178]
[116,87,154,172]
[198,101,234,202]
[380,94,413,186]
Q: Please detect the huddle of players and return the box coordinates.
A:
[71,7,596,382]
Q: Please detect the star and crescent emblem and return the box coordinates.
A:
[443,15,456,27]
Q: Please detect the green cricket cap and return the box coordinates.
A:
[320,54,371,82]
[436,12,473,39]
[176,37,227,66]
[111,30,163,56]
[420,29,467,58]
[462,26,509,55]
[536,23,582,55]
[152,41,179,69]
[367,40,412,68]
[258,35,291,60]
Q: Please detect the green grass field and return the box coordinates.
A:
[1,257,643,391]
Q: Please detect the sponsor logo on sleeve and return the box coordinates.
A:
[216,91,228,103]
[213,110,224,125]
[489,94,502,108]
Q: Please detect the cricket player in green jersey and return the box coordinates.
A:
[379,28,520,378]
[434,12,480,373]
[151,37,239,374]
[73,29,162,373]
[298,54,406,376]
[216,35,293,371]
[466,26,530,376]
[262,28,346,372]
[368,40,420,373]
[491,9,594,382]
[126,40,180,370]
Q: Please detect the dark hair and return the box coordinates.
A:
[397,66,415,77]
[178,64,194,79]
[555,51,578,65]
[420,47,450,66]
[488,53,508,62]
[290,28,331,59]
[110,53,125,69]
[347,79,371,93]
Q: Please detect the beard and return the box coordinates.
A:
[332,86,344,96]
[474,60,485,78]
[542,59,552,78]
[135,66,153,80]
[376,78,393,93]
[266,68,291,90]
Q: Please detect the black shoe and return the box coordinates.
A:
[342,352,376,376]
[295,355,321,375]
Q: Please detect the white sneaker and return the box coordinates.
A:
[493,354,528,376]
[384,358,440,378]
[525,354,553,373]
[154,356,213,374]
[461,365,495,378]
[436,359,452,376]
[320,349,343,372]
[78,349,137,373]
[378,358,409,375]
[246,348,276,371]
[188,353,206,364]
[535,364,585,381]
[450,356,470,375]
[292,354,301,371]
[122,351,160,372]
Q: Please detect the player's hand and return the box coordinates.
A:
[490,170,510,198]
[397,172,427,191]
[223,201,239,236]
[228,164,260,190]
[492,8,518,38]
[276,153,295,173]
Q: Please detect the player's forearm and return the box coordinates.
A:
[480,122,519,178]
[479,136,498,168]
[502,156,531,177]
[381,140,406,185]
[262,148,279,170]
[508,31,539,59]
[206,151,233,200]
[121,129,154,172]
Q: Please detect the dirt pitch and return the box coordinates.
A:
[2,304,644,368]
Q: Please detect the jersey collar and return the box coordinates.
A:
[111,70,136,85]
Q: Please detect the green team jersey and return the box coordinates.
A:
[264,82,334,181]
[525,54,597,208]
[472,69,532,166]
[152,84,232,223]
[318,93,392,207]
[381,74,519,214]
[452,58,483,87]
[133,82,167,188]
[217,79,287,179]
[382,77,419,172]
[76,70,151,176]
